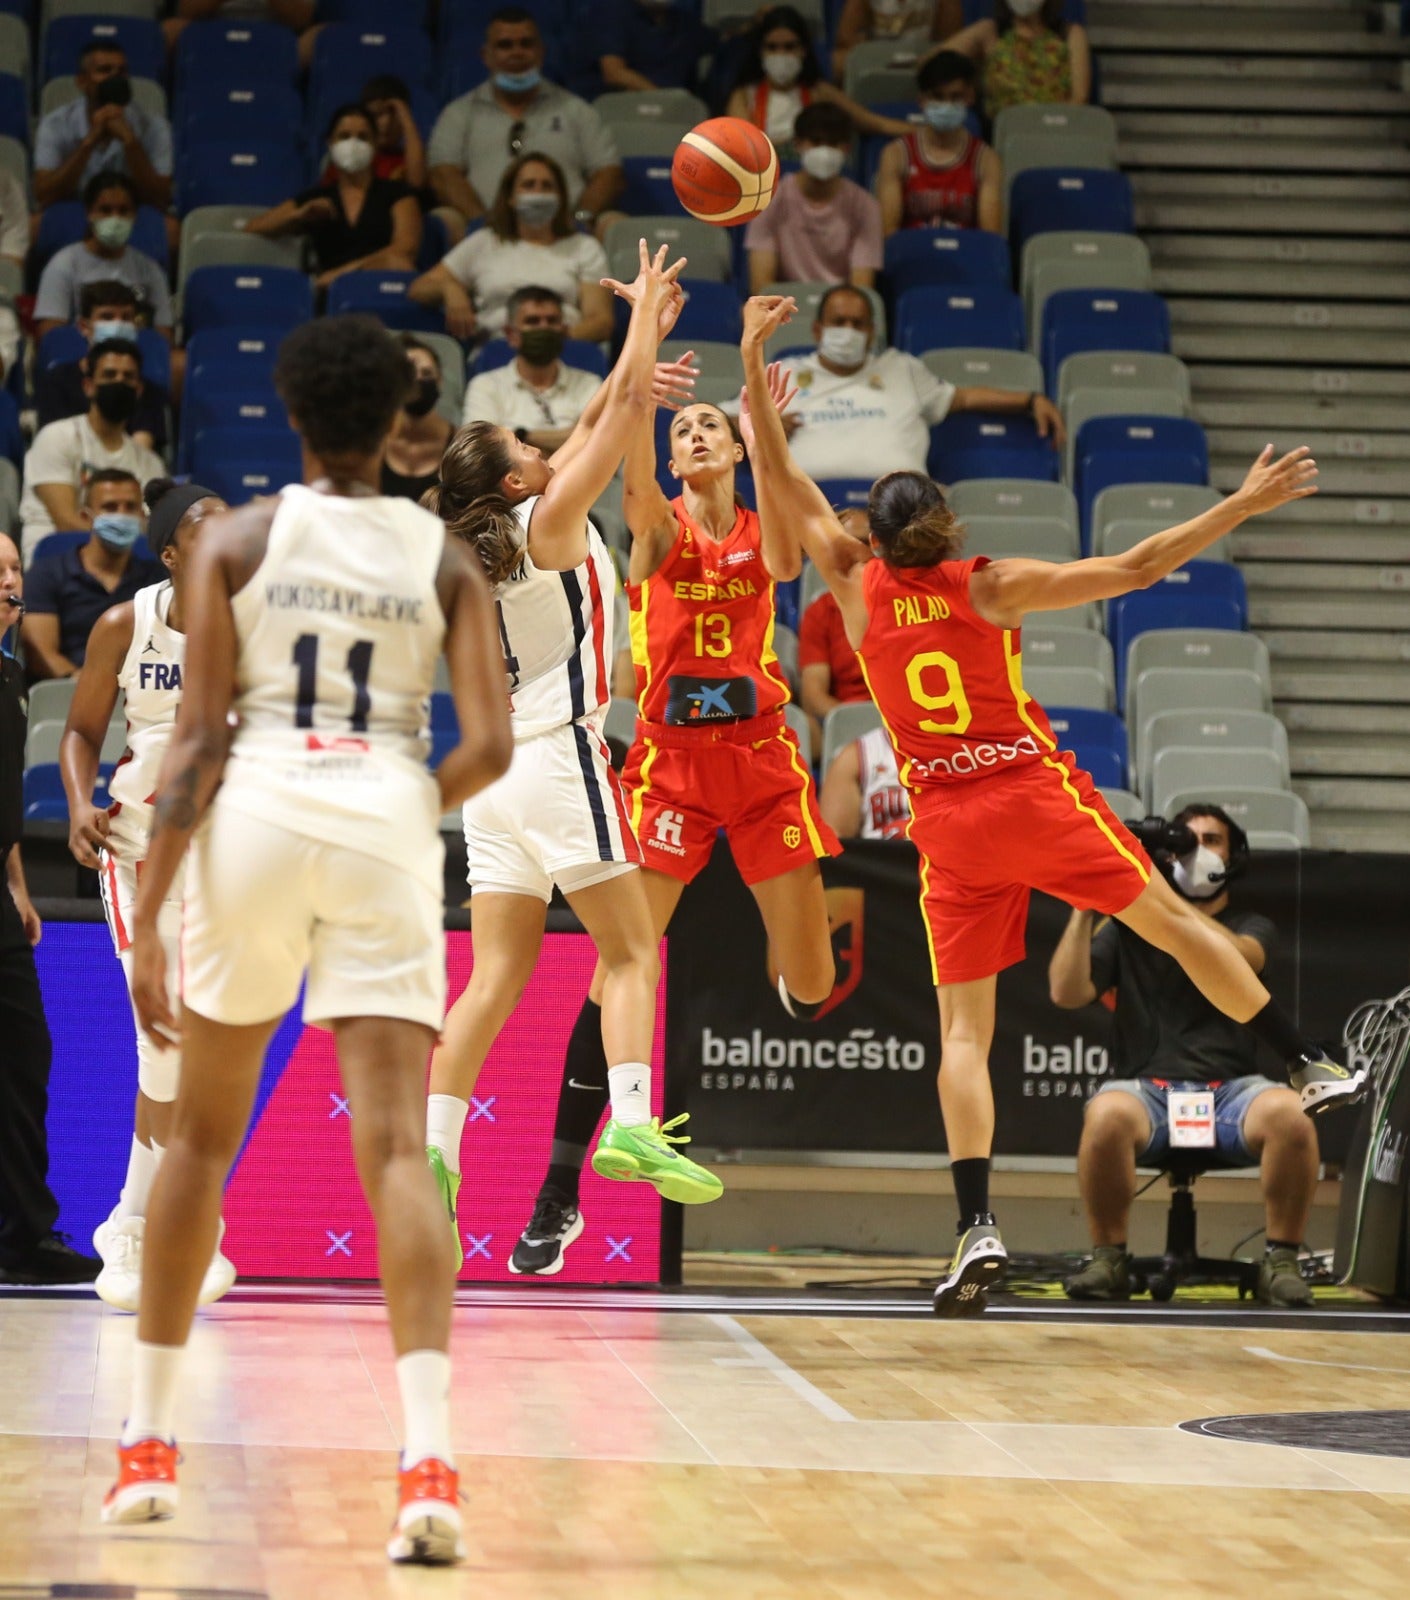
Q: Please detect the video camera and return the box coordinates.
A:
[1126,817,1198,861]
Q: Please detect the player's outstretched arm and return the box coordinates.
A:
[970,445,1318,628]
[59,601,131,868]
[547,350,698,476]
[434,536,513,812]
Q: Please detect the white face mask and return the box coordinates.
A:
[800,145,845,182]
[329,136,374,175]
[1008,0,1045,16]
[762,50,803,87]
[1173,845,1228,901]
[818,325,868,369]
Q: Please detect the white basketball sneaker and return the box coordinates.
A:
[94,1215,145,1313]
[198,1219,237,1306]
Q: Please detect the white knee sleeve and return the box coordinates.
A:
[119,936,182,1103]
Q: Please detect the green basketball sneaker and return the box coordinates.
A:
[426,1146,462,1270]
[590,1114,723,1205]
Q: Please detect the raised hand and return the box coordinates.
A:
[738,360,799,455]
[652,350,699,411]
[601,239,688,313]
[1237,444,1319,516]
[741,293,798,347]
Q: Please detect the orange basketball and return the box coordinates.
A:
[671,117,779,227]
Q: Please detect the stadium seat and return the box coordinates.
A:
[308,23,434,107]
[959,515,1076,561]
[1041,289,1171,398]
[0,458,19,536]
[618,155,683,217]
[594,88,710,130]
[24,761,112,820]
[882,231,1012,302]
[1100,785,1143,822]
[1021,230,1152,308]
[948,477,1078,531]
[183,267,314,337]
[814,478,874,513]
[671,279,743,344]
[324,270,443,332]
[1098,516,1230,564]
[1123,628,1271,729]
[820,701,884,776]
[317,0,431,24]
[1064,389,1187,482]
[41,69,164,121]
[604,215,732,287]
[174,17,298,91]
[1044,705,1128,790]
[178,388,288,473]
[27,675,80,726]
[176,142,308,214]
[993,105,1117,168]
[1150,747,1291,819]
[179,82,303,147]
[1057,350,1190,414]
[34,199,168,274]
[178,212,304,295]
[923,347,1043,397]
[1000,136,1118,196]
[1160,786,1311,848]
[1074,415,1207,547]
[43,13,160,79]
[1130,667,1270,770]
[25,713,124,768]
[783,701,813,766]
[0,72,25,146]
[896,286,1023,355]
[1008,168,1134,255]
[1024,663,1112,713]
[1022,627,1113,683]
[474,337,607,377]
[1140,709,1289,810]
[1028,257,1156,362]
[659,338,742,403]
[801,559,828,615]
[190,423,300,481]
[1108,562,1246,700]
[843,37,926,105]
[610,118,698,160]
[1092,482,1221,555]
[0,17,30,87]
[0,391,23,470]
[928,413,1059,484]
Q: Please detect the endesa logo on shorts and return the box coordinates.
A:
[910,734,1041,781]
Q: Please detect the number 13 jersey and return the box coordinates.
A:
[855,554,1058,794]
[218,483,448,894]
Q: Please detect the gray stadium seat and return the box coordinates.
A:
[0,459,18,537]
[784,701,813,766]
[593,89,709,129]
[1093,483,1223,563]
[993,104,1118,163]
[762,280,887,360]
[1099,517,1230,564]
[959,515,1077,561]
[773,621,800,695]
[1099,786,1143,822]
[949,478,1079,538]
[1140,708,1289,809]
[25,715,125,768]
[610,119,698,160]
[42,0,160,27]
[1150,748,1290,818]
[0,258,18,299]
[801,559,829,615]
[1247,829,1304,852]
[821,701,884,776]
[604,216,733,286]
[41,73,166,120]
[922,348,1044,396]
[707,0,823,31]
[432,654,452,694]
[1162,787,1310,849]
[1057,351,1191,413]
[0,136,27,197]
[1025,251,1154,355]
[1035,601,1101,632]
[27,677,79,726]
[660,339,742,404]
[605,696,638,751]
[589,473,627,558]
[1022,627,1114,685]
[0,18,30,88]
[843,38,925,105]
[1024,664,1112,713]
[1000,134,1119,197]
[1124,630,1270,729]
[1131,667,1269,770]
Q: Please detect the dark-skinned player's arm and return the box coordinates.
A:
[970,445,1318,629]
[59,601,132,868]
[432,535,513,812]
[740,294,871,642]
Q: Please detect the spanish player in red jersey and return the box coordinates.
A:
[739,293,1364,1316]
[506,342,842,1275]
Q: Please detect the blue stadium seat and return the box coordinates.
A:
[814,478,875,512]
[1075,415,1207,545]
[179,83,304,148]
[474,337,607,377]
[619,156,684,217]
[1044,706,1128,789]
[174,18,299,92]
[183,267,314,337]
[324,270,444,331]
[37,324,86,369]
[309,23,435,109]
[176,142,307,214]
[440,0,562,47]
[429,690,458,732]
[177,388,288,473]
[44,15,162,81]
[1041,288,1171,395]
[895,286,1024,354]
[195,432,304,506]
[669,279,743,344]
[318,0,430,23]
[0,72,25,146]
[184,327,284,376]
[1109,564,1248,702]
[1008,168,1134,255]
[928,413,1060,484]
[883,231,1012,302]
[25,761,113,821]
[0,389,22,469]
[34,199,169,273]
[440,53,490,102]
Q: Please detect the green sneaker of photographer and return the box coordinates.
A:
[1256,1245,1312,1307]
[1065,1245,1132,1302]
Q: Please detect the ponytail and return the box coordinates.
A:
[867,471,964,568]
[431,422,527,587]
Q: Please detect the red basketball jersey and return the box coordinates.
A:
[855,555,1058,789]
[629,499,791,727]
[900,131,983,231]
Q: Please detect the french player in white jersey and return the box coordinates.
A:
[101,316,513,1565]
[422,243,723,1276]
[60,478,236,1314]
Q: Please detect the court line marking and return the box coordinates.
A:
[709,1313,856,1422]
[1245,1344,1410,1377]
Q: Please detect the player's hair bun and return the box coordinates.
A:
[144,476,178,510]
[869,472,964,568]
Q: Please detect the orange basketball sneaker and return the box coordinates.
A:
[101,1436,179,1524]
[386,1456,465,1565]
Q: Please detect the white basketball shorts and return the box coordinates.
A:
[462,718,641,902]
[181,804,446,1031]
[98,845,182,1102]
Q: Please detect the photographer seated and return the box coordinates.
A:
[1049,803,1317,1308]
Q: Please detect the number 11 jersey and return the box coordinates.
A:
[218,483,448,895]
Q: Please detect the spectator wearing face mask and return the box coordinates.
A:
[726,5,911,159]
[746,103,883,294]
[409,154,612,344]
[876,52,1002,235]
[35,280,169,450]
[18,340,164,564]
[927,0,1091,116]
[832,0,963,84]
[245,104,421,293]
[461,285,603,450]
[20,468,162,680]
[381,335,454,502]
[33,174,171,344]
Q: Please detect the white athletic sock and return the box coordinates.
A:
[426,1095,469,1175]
[396,1349,454,1469]
[122,1340,183,1445]
[114,1136,158,1222]
[607,1063,651,1129]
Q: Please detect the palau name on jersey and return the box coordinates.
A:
[138,661,182,690]
[892,594,952,628]
[672,577,759,603]
[264,581,425,625]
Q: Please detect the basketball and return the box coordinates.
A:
[671,116,779,227]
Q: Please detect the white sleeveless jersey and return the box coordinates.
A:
[107,580,183,856]
[218,483,448,893]
[496,494,616,741]
[856,725,911,841]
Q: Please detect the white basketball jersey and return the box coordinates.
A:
[218,483,448,893]
[107,579,183,855]
[856,725,911,841]
[496,495,616,741]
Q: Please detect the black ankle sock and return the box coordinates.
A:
[1266,1237,1299,1253]
[540,998,609,1200]
[1247,998,1317,1065]
[951,1157,990,1230]
[545,1162,582,1205]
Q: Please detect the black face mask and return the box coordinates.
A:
[93,381,138,424]
[404,376,440,417]
[518,327,565,366]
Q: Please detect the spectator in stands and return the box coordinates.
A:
[18,340,164,564]
[725,6,912,159]
[381,336,453,503]
[819,721,912,841]
[35,280,169,452]
[771,284,1063,482]
[461,285,603,450]
[799,506,874,750]
[746,103,884,294]
[930,0,1091,116]
[359,74,429,191]
[0,166,22,381]
[592,0,716,96]
[163,0,317,60]
[245,105,421,294]
[832,0,962,82]
[409,155,612,344]
[1051,804,1316,1308]
[428,6,624,235]
[33,174,172,344]
[20,469,162,680]
[32,42,173,214]
[875,53,1002,235]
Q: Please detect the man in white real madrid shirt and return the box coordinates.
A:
[60,476,235,1314]
[100,315,512,1566]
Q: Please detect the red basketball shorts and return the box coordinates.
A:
[908,752,1152,985]
[623,711,841,886]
